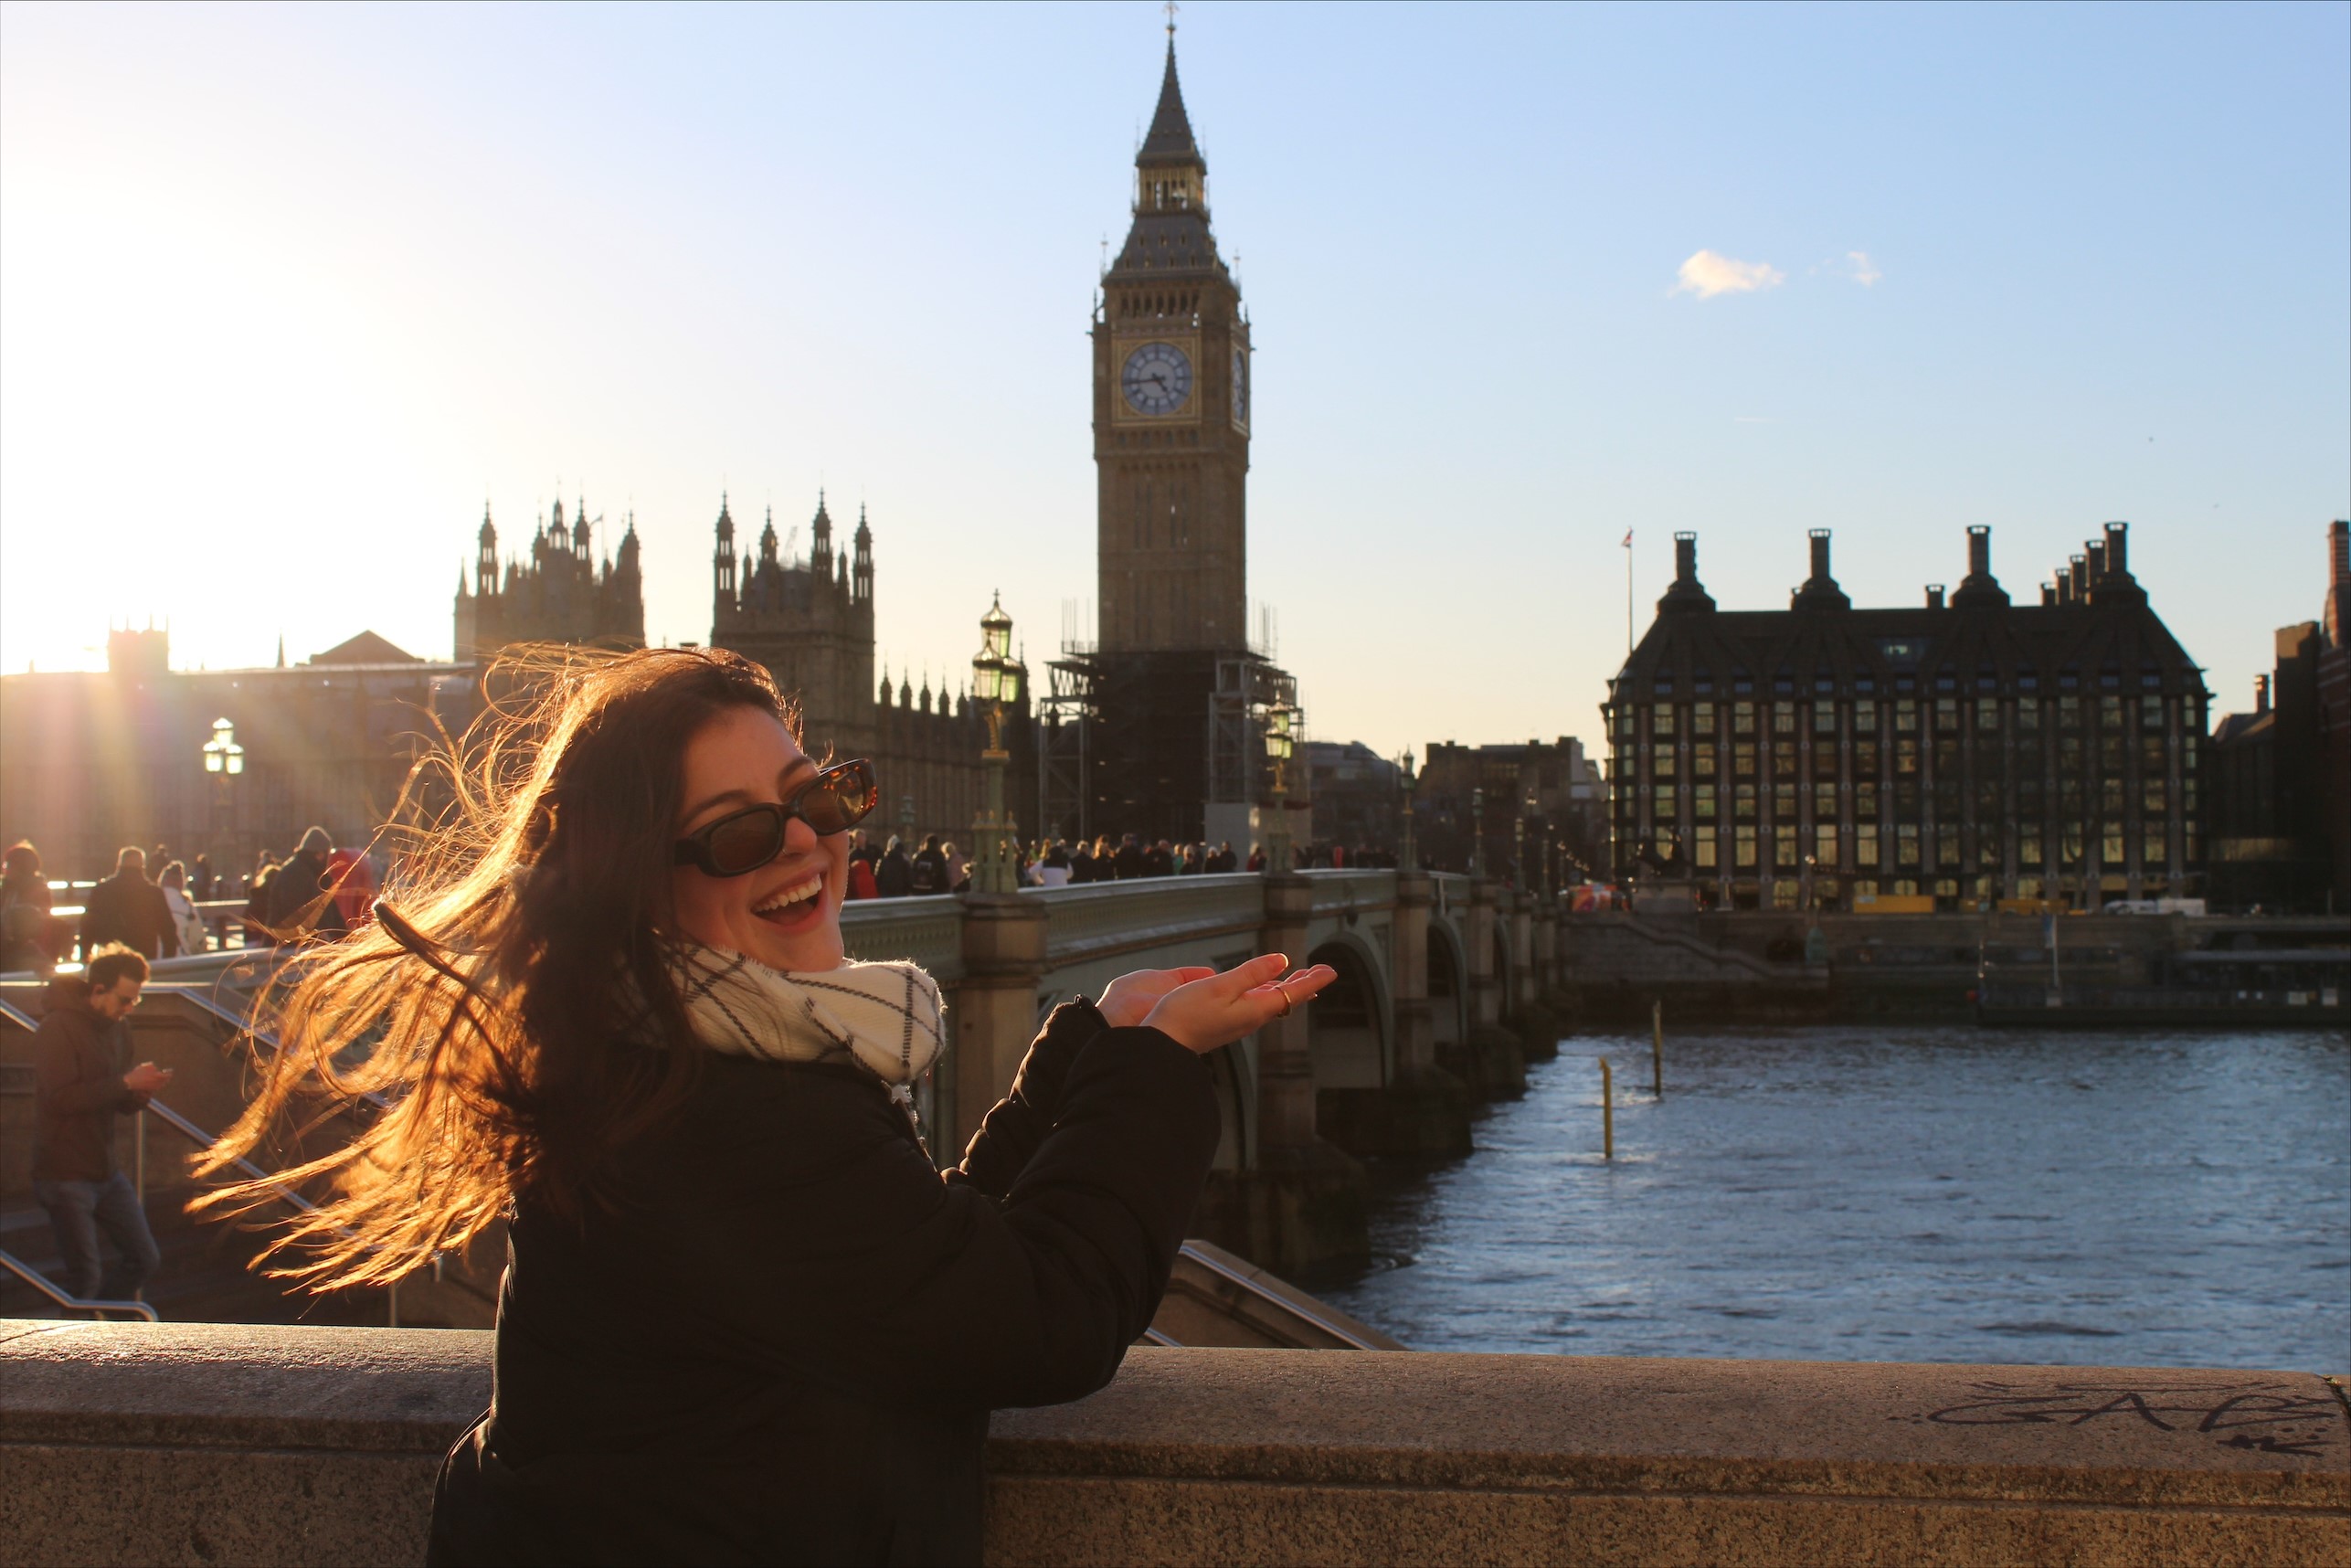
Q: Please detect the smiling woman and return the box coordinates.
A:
[193,643,1332,1567]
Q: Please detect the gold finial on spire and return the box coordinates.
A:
[1164,0,1178,41]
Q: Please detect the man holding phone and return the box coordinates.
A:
[32,943,172,1308]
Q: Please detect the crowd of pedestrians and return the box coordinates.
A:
[834,830,1416,899]
[0,828,381,978]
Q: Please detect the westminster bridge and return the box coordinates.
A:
[4,874,2345,1565]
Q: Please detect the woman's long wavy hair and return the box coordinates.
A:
[196,645,796,1290]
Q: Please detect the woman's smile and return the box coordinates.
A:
[750,869,827,932]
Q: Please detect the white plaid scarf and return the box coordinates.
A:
[664,942,945,1092]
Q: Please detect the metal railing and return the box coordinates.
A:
[0,1245,158,1321]
[1171,1242,1394,1351]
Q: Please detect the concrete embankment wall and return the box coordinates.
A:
[5,1320,2344,1566]
[1554,911,2350,1023]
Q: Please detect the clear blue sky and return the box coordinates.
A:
[3,1,2345,757]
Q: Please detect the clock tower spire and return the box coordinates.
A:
[1094,34,1249,653]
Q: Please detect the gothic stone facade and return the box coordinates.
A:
[454,497,645,660]
[1604,524,2208,913]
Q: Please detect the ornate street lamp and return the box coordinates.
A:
[201,717,244,873]
[1398,749,1418,873]
[201,716,245,777]
[1468,786,1486,879]
[1263,697,1296,873]
[968,594,1025,895]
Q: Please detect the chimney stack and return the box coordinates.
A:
[1967,524,1990,578]
[2085,541,2107,580]
[1925,584,1946,609]
[1675,531,1698,583]
[2041,583,2058,607]
[2102,521,2129,578]
[2069,554,2089,599]
[2255,673,2271,714]
[1791,527,1850,610]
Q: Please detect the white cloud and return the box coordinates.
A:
[1672,249,1785,299]
[1845,249,1882,286]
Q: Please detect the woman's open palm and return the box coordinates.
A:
[1141,953,1337,1054]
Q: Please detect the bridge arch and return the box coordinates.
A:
[1305,928,1392,1091]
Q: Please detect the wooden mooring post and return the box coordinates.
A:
[1650,999,1663,1097]
[1599,1055,1615,1160]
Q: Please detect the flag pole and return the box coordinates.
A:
[1624,528,1635,656]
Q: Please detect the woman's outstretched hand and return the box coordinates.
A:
[1097,966,1216,1028]
[1140,953,1338,1054]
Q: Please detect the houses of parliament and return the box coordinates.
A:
[455,489,1024,851]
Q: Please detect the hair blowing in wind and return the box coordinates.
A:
[195,646,799,1291]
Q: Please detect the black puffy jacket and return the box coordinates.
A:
[428,999,1217,1567]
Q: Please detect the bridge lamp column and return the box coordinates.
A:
[1263,699,1297,873]
[1468,787,1486,880]
[1397,749,1418,873]
[201,716,245,865]
[968,595,1024,895]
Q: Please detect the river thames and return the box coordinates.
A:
[1318,1025,2351,1372]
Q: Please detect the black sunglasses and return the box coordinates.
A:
[672,758,880,878]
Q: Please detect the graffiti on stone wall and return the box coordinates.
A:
[1919,1379,2345,1458]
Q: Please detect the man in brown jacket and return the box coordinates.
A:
[32,945,173,1306]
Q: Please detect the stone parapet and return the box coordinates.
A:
[4,1321,2343,1567]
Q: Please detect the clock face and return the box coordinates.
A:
[1231,344,1249,429]
[1120,341,1192,416]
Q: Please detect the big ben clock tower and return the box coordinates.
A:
[1094,36,1249,653]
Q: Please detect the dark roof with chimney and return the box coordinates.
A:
[1614,526,2205,703]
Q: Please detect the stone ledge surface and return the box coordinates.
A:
[4,1321,2346,1568]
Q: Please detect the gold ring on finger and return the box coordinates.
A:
[1275,982,1293,1018]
